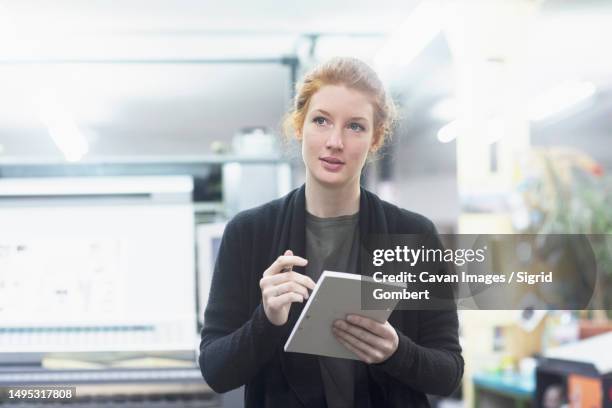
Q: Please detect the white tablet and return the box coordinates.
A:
[284,271,406,360]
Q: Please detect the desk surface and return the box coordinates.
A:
[473,371,535,398]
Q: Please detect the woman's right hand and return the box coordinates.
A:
[259,249,315,326]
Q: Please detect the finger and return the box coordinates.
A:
[333,327,384,363]
[333,331,377,364]
[263,255,308,276]
[346,314,388,337]
[334,320,383,349]
[274,281,310,299]
[263,271,316,290]
[288,271,316,290]
[262,282,307,300]
[268,292,304,309]
[279,250,294,273]
[275,255,308,269]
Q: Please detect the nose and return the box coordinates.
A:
[325,127,344,150]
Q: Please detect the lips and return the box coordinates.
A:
[319,156,345,172]
[320,156,345,164]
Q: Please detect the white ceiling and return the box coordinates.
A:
[0,0,610,161]
[1,0,423,35]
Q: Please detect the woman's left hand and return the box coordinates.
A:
[332,314,399,364]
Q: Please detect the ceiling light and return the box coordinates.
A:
[437,120,459,143]
[437,117,503,144]
[374,0,446,81]
[37,91,89,162]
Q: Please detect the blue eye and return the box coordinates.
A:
[313,116,328,126]
[349,122,365,132]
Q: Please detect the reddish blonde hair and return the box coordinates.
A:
[282,57,396,152]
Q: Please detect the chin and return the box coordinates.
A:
[313,172,349,188]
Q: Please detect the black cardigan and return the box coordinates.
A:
[199,185,464,407]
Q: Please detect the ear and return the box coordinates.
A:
[369,128,383,152]
[295,129,303,141]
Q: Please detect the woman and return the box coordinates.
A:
[200,57,464,407]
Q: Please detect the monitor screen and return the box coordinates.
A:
[0,176,197,354]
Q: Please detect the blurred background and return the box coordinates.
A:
[0,0,611,407]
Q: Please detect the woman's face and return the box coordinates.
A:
[299,85,377,190]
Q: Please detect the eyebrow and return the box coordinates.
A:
[312,109,369,122]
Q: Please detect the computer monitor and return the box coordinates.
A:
[0,176,197,354]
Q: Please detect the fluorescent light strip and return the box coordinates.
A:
[436,117,504,145]
[374,0,444,81]
[437,120,459,143]
[37,91,89,162]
